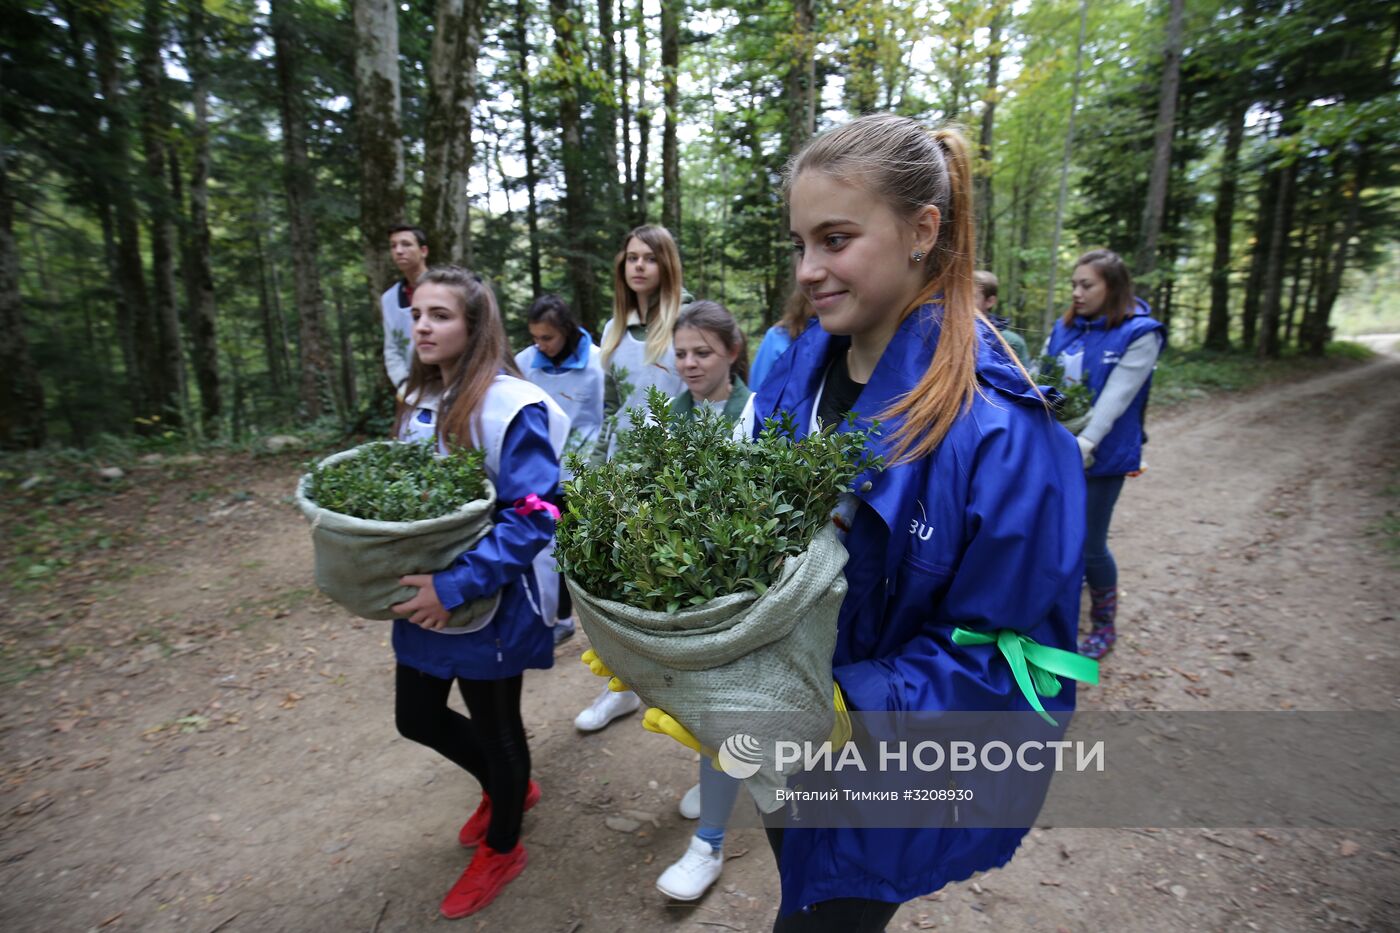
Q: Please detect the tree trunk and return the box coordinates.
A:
[1135,0,1184,282]
[660,0,681,233]
[975,8,1003,267]
[1042,0,1089,339]
[90,9,158,425]
[0,146,46,449]
[253,222,287,396]
[1282,214,1309,348]
[271,0,337,419]
[1240,168,1277,350]
[1204,102,1245,350]
[515,0,542,296]
[184,0,221,435]
[551,0,601,331]
[619,0,634,222]
[785,0,816,161]
[1304,153,1372,356]
[352,0,406,298]
[597,0,620,219]
[635,0,650,225]
[335,288,358,412]
[137,0,187,429]
[1256,156,1298,359]
[423,0,482,265]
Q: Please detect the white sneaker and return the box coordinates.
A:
[573,686,641,732]
[678,782,701,820]
[656,835,723,901]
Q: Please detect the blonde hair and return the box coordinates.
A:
[787,114,983,463]
[601,224,684,368]
[396,266,522,449]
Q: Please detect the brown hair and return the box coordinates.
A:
[786,114,983,463]
[526,293,583,360]
[396,266,522,450]
[675,300,750,382]
[973,269,999,298]
[602,224,684,368]
[1062,248,1135,329]
[777,287,813,340]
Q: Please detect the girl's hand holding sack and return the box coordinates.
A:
[295,440,502,632]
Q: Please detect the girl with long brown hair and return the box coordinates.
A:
[622,114,1093,929]
[390,267,569,919]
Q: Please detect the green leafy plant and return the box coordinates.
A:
[1037,356,1095,424]
[556,388,881,613]
[304,441,487,522]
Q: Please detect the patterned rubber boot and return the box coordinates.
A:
[1080,585,1117,659]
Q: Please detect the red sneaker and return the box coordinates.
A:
[458,780,542,847]
[440,843,529,919]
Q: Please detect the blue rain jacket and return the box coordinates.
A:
[752,303,1086,913]
[392,403,561,680]
[1046,299,1166,477]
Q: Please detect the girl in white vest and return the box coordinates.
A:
[390,266,568,920]
[574,224,687,732]
[514,293,604,643]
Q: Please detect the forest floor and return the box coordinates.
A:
[2,345,1398,933]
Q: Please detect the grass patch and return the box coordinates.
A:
[1151,343,1374,411]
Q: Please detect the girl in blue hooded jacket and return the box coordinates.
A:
[607,115,1090,931]
[391,267,568,920]
[1045,249,1166,659]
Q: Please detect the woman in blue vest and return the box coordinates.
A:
[1045,249,1166,659]
[589,114,1091,931]
[392,267,568,919]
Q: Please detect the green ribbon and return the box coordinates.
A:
[952,627,1100,726]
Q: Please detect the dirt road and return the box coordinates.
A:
[2,354,1398,932]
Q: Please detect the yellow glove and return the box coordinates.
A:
[579,648,628,693]
[830,682,852,749]
[642,707,712,758]
[642,683,852,764]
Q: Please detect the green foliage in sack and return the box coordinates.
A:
[305,442,487,522]
[556,388,881,613]
[1038,356,1095,424]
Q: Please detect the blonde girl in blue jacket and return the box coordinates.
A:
[391,267,567,920]
[603,116,1090,931]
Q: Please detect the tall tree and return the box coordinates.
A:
[1203,101,1245,350]
[1042,0,1089,339]
[975,6,1005,266]
[183,0,221,434]
[270,0,337,418]
[513,0,543,296]
[1135,0,1185,283]
[784,0,816,161]
[634,0,650,225]
[1256,151,1298,358]
[660,0,681,232]
[618,0,635,221]
[551,0,601,330]
[0,146,45,448]
[137,0,188,427]
[422,0,482,264]
[351,0,406,296]
[88,9,159,424]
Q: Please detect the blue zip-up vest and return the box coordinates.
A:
[1046,299,1165,477]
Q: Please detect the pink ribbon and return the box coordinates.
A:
[513,493,561,521]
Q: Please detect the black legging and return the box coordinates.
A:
[395,665,531,852]
[764,827,901,933]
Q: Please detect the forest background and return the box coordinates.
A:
[1,0,1397,450]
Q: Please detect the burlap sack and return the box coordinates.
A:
[295,444,500,632]
[568,523,848,811]
[1060,411,1091,435]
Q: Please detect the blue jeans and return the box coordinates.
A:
[1084,475,1126,590]
[695,757,742,850]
